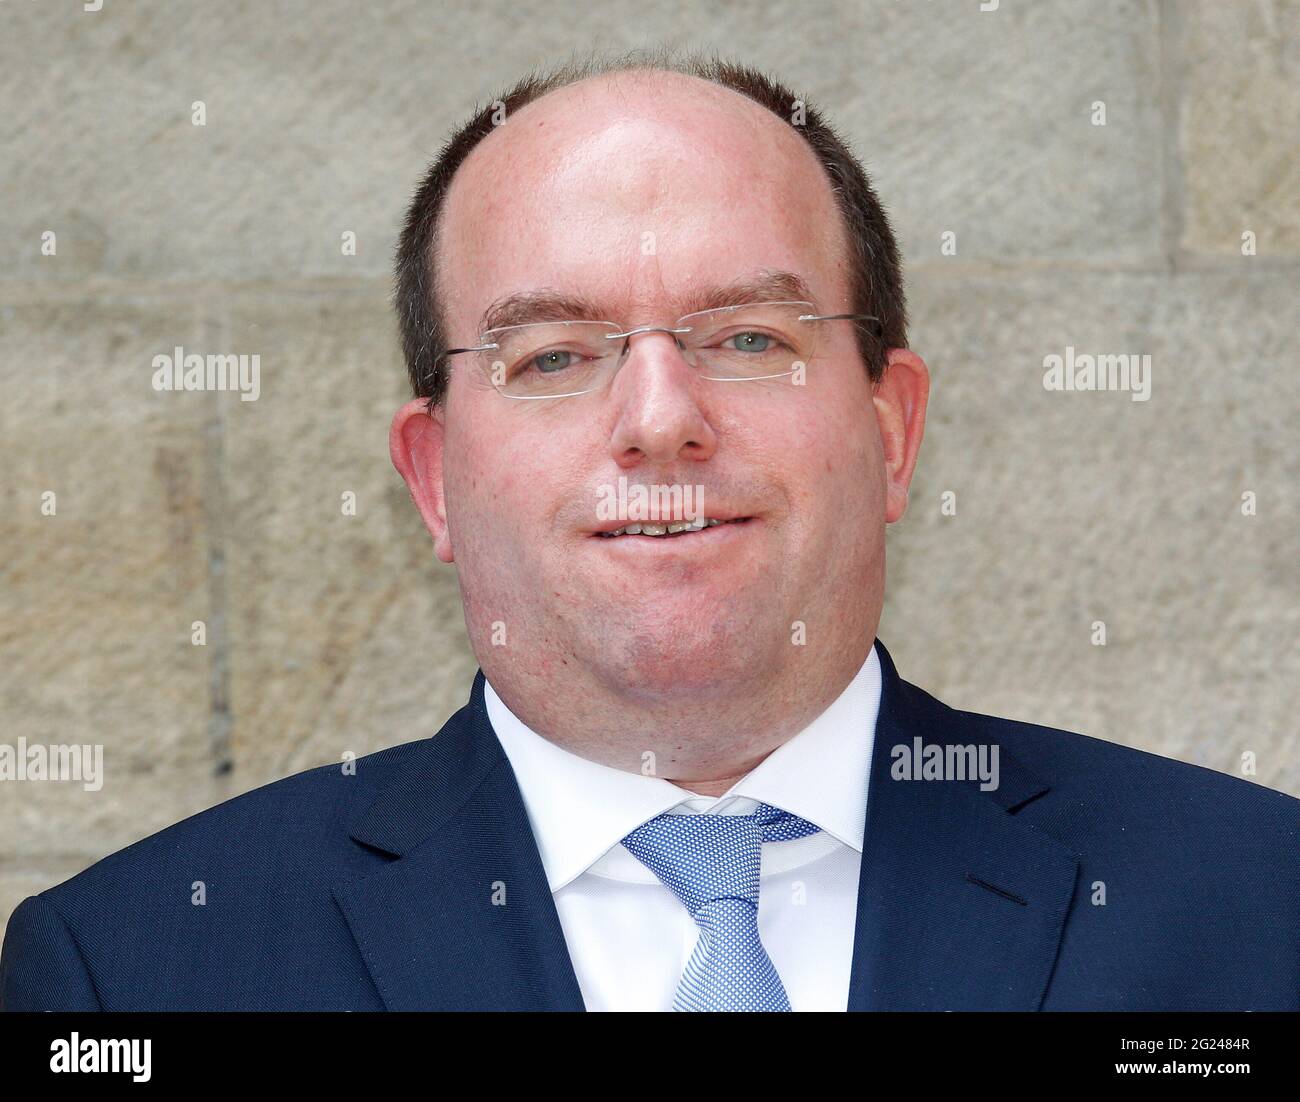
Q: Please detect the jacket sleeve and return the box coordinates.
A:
[0,894,102,1011]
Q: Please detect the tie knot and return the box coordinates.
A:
[620,803,819,918]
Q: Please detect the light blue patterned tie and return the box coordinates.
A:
[621,802,821,1012]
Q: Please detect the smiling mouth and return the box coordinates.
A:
[593,517,753,539]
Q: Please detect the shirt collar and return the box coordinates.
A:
[484,643,882,891]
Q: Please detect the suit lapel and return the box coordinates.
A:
[334,645,1079,1011]
[847,642,1080,1010]
[333,671,585,1011]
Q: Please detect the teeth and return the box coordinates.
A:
[597,517,744,538]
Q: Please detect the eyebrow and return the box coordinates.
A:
[476,269,817,335]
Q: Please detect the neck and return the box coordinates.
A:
[481,632,876,787]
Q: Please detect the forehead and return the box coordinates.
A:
[437,70,851,335]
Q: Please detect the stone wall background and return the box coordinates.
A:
[2,0,1296,938]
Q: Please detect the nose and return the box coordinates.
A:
[607,328,718,469]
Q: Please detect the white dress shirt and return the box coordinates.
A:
[483,644,882,1011]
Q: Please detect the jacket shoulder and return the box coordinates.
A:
[910,687,1300,888]
[36,735,433,916]
[953,701,1298,823]
[915,693,1300,1006]
[2,736,440,1011]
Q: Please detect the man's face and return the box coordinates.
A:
[396,72,925,718]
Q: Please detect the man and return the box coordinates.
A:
[3,52,1297,1012]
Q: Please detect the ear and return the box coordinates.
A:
[390,398,455,563]
[871,348,930,523]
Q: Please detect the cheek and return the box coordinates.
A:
[756,385,880,511]
[819,373,883,494]
[444,411,565,557]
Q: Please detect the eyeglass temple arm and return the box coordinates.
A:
[442,341,499,358]
[798,312,881,327]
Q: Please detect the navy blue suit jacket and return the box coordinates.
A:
[3,640,1297,1011]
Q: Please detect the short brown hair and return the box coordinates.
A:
[394,46,908,406]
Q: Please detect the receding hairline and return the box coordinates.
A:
[457,64,801,177]
[396,47,907,403]
[433,65,852,343]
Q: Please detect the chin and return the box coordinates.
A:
[598,625,765,701]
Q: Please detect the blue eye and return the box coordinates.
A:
[727,331,773,353]
[532,349,575,374]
